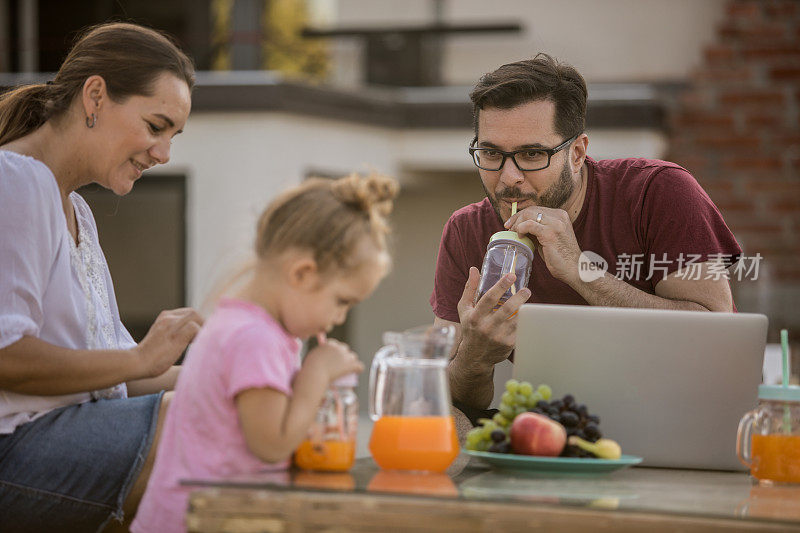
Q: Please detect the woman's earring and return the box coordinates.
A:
[85,113,96,129]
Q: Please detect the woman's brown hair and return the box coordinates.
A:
[0,22,195,146]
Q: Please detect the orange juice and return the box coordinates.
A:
[751,434,800,483]
[294,439,355,472]
[369,416,459,473]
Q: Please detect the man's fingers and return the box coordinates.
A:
[495,288,530,321]
[474,272,516,315]
[458,267,480,310]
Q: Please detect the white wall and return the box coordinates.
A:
[330,0,727,85]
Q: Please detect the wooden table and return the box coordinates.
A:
[184,455,800,532]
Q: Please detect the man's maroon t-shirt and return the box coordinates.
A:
[430,157,742,322]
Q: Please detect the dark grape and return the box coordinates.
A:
[488,443,503,453]
[490,429,506,443]
[550,414,562,424]
[561,445,580,457]
[587,414,600,425]
[536,400,550,410]
[584,423,601,441]
[547,407,560,417]
[575,430,587,440]
[566,426,579,437]
[575,404,588,416]
[561,411,579,428]
[497,442,512,454]
[529,408,545,415]
[551,399,563,410]
[562,394,575,407]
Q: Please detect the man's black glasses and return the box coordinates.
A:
[469,134,579,172]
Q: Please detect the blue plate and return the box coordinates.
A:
[465,449,643,474]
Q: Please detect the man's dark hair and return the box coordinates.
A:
[469,53,587,140]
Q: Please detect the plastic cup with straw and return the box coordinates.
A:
[318,332,348,442]
[781,329,792,433]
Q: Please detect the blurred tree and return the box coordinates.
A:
[211,0,234,70]
[262,0,329,80]
[211,0,329,80]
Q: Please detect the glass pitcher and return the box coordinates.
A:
[736,384,800,484]
[368,324,459,473]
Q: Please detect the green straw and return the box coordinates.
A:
[781,329,791,433]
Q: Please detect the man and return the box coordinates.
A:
[431,54,741,423]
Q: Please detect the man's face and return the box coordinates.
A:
[476,100,576,222]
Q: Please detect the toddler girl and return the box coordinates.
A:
[131,173,398,533]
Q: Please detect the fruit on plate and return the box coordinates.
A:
[509,412,567,456]
[464,379,551,453]
[568,436,622,460]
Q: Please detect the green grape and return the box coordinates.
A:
[492,413,509,427]
[514,405,527,417]
[505,379,520,394]
[501,391,513,405]
[480,424,494,439]
[518,381,533,396]
[476,439,491,452]
[514,393,528,406]
[537,384,552,400]
[499,403,515,420]
[467,427,483,442]
[525,393,541,408]
[465,429,483,450]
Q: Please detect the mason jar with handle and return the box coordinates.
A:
[294,373,358,472]
[736,384,800,484]
[368,324,459,472]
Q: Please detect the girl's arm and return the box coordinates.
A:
[236,340,363,464]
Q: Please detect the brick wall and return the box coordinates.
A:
[668,0,800,344]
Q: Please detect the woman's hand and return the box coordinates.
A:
[131,308,203,379]
[303,339,364,383]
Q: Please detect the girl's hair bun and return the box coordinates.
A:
[331,172,399,217]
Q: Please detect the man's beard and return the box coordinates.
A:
[483,158,575,222]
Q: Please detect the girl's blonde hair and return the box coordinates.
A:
[256,173,399,275]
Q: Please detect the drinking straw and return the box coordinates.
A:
[510,202,518,295]
[318,332,348,442]
[781,329,791,433]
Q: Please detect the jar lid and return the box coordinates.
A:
[332,373,358,388]
[758,384,800,402]
[489,230,535,253]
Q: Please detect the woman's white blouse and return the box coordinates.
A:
[0,151,133,434]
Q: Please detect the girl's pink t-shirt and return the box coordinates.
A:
[131,298,301,533]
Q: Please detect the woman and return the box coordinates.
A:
[0,22,203,532]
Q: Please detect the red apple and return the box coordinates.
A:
[509,412,567,456]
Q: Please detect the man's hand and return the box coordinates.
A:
[457,266,531,370]
[505,206,582,285]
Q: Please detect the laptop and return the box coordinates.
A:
[512,304,768,470]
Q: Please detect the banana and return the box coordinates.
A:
[568,436,622,459]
